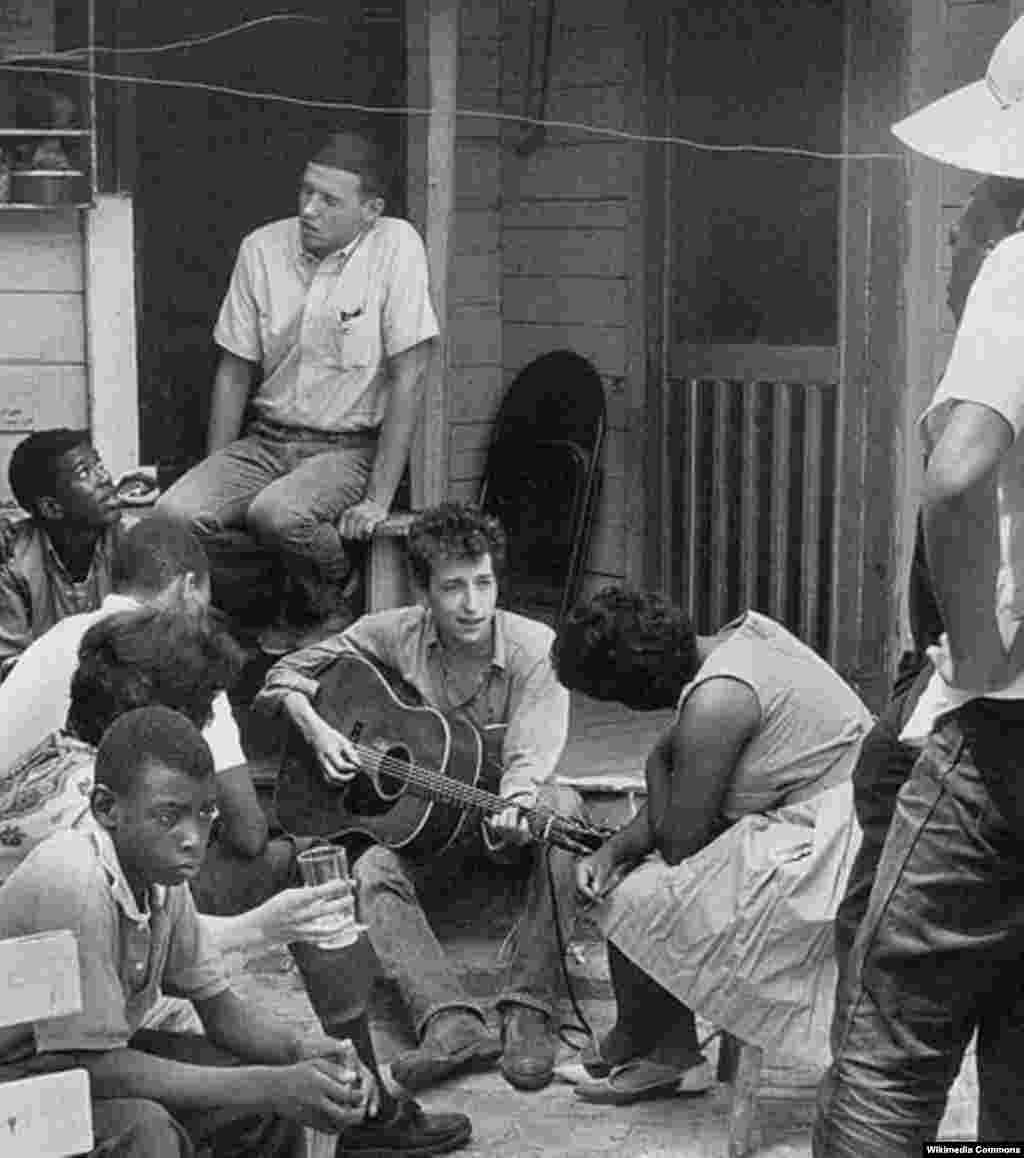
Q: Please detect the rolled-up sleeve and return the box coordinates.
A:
[0,565,32,676]
[381,221,440,358]
[255,632,358,716]
[255,610,414,717]
[499,653,570,800]
[213,237,262,363]
[161,890,229,1004]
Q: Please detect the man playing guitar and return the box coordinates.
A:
[255,501,582,1094]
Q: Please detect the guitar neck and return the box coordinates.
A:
[354,743,603,852]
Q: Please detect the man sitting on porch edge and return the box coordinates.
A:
[158,127,438,656]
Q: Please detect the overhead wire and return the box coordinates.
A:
[0,13,904,163]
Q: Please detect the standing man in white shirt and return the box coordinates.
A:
[814,16,1024,1156]
[158,129,439,654]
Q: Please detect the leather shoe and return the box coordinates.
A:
[336,1095,471,1156]
[390,1012,501,1093]
[500,1005,557,1091]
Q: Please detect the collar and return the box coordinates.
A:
[99,592,143,615]
[37,523,107,582]
[75,812,166,923]
[294,218,368,268]
[424,608,507,671]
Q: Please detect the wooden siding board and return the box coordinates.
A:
[447,365,506,423]
[458,0,500,38]
[0,294,85,363]
[455,144,501,208]
[496,84,627,144]
[502,200,629,231]
[0,214,83,293]
[454,209,501,255]
[503,276,627,326]
[449,304,502,366]
[504,142,634,200]
[457,38,500,96]
[504,323,626,378]
[503,228,626,277]
[450,254,501,305]
[546,27,628,87]
[449,421,490,480]
[944,2,1010,86]
[0,365,89,433]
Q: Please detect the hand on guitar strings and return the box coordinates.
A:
[288,694,360,784]
[485,788,537,847]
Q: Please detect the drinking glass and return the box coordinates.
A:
[296,844,362,949]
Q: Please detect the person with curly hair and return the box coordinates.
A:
[257,500,581,1094]
[549,586,872,1103]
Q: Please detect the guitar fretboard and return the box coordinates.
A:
[353,741,589,837]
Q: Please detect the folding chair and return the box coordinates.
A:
[479,350,606,626]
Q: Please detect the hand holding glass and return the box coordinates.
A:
[295,845,365,949]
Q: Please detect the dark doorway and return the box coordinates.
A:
[129,1,406,468]
[654,0,845,658]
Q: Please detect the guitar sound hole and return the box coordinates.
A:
[375,745,412,802]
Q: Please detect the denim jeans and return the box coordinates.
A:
[814,703,1024,1156]
[832,665,930,984]
[157,420,376,611]
[353,783,583,1036]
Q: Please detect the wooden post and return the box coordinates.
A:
[85,194,139,482]
[406,0,458,509]
[726,1039,764,1158]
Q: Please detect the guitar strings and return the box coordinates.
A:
[344,739,597,832]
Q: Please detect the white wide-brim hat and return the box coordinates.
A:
[893,14,1024,177]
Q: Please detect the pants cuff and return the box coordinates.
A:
[496,993,555,1021]
[415,1001,488,1040]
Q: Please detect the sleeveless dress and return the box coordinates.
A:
[596,611,874,1067]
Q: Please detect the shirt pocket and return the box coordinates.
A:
[327,307,376,370]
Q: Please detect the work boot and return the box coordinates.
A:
[336,1094,471,1156]
[390,1011,501,1093]
[500,1004,557,1091]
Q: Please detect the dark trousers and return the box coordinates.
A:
[189,837,395,1119]
[814,702,1024,1155]
[832,666,931,988]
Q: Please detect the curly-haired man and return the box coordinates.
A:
[256,500,580,1093]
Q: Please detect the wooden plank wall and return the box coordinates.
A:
[500,0,635,592]
[446,0,640,592]
[446,0,504,506]
[896,0,1012,653]
[0,210,88,518]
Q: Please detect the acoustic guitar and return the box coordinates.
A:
[274,649,615,859]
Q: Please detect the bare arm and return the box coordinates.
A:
[67,1040,367,1132]
[653,678,759,865]
[207,350,256,455]
[922,400,1016,690]
[213,765,269,857]
[338,340,433,539]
